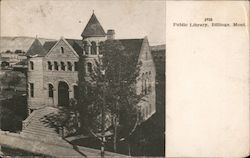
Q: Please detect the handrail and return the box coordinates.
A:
[22,110,37,130]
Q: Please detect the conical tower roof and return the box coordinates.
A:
[26,38,46,56]
[81,13,106,38]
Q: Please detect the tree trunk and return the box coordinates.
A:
[127,139,131,156]
[113,115,117,152]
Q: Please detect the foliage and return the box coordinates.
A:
[0,71,21,90]
[42,98,79,137]
[0,95,27,132]
[77,39,142,150]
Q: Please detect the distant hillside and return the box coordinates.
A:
[150,44,165,51]
[0,36,55,53]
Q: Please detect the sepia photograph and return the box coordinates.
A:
[0,0,166,157]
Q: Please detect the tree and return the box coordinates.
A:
[0,71,21,91]
[77,39,142,154]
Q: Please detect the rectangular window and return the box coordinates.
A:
[30,83,34,97]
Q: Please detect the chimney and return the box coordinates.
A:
[107,29,115,40]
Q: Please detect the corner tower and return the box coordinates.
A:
[81,12,106,56]
[80,12,106,77]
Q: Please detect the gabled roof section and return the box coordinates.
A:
[110,38,144,76]
[65,39,84,55]
[26,38,46,57]
[45,37,80,58]
[81,13,106,38]
[116,38,144,57]
[43,41,57,53]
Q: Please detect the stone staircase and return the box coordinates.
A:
[21,107,70,146]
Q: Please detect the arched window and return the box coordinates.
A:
[87,62,92,73]
[48,84,53,98]
[30,61,34,70]
[145,72,148,94]
[61,62,65,71]
[83,41,89,55]
[61,47,64,54]
[67,62,72,71]
[91,41,97,55]
[54,61,59,70]
[148,71,152,92]
[141,73,144,94]
[149,104,152,114]
[99,41,104,55]
[30,83,34,97]
[48,61,52,70]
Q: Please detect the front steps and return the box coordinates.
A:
[21,107,70,146]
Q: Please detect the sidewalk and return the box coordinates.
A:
[0,131,127,157]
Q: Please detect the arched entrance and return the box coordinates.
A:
[58,81,69,106]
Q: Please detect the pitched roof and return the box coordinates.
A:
[26,38,47,57]
[43,41,57,53]
[42,39,84,57]
[65,39,84,55]
[111,38,144,77]
[81,13,106,38]
[116,39,144,57]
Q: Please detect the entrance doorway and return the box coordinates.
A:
[58,81,69,106]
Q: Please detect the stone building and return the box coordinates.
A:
[25,12,156,121]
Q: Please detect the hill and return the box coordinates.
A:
[0,36,55,53]
[150,44,165,51]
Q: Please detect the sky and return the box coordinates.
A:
[0,0,166,46]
